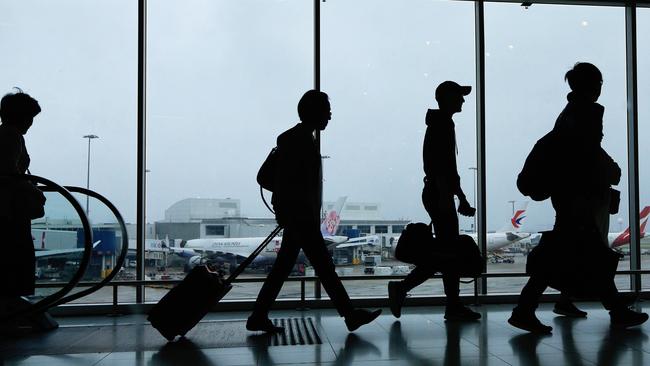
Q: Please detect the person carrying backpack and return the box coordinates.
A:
[248,90,381,333]
[509,63,648,333]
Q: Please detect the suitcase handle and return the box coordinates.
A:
[225,225,283,284]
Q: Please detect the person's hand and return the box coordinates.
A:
[458,200,475,217]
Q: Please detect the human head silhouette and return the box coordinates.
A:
[298,90,331,131]
[435,81,471,115]
[0,88,41,135]
[565,62,602,102]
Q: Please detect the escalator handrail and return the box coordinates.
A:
[0,174,93,321]
[48,186,129,307]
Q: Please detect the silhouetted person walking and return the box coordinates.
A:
[509,63,648,333]
[0,89,47,332]
[388,81,480,321]
[247,90,381,333]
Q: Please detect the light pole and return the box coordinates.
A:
[508,200,515,216]
[83,134,99,215]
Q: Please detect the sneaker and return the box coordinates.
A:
[345,309,382,332]
[444,305,481,321]
[388,281,406,318]
[553,301,587,318]
[610,308,649,329]
[508,308,552,334]
[246,316,284,333]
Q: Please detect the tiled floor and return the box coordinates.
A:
[2,302,650,365]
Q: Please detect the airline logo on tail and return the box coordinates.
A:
[611,206,650,248]
[511,210,526,229]
[501,201,528,232]
[321,197,347,237]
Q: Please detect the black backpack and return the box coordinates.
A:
[257,147,278,214]
[517,131,557,201]
[257,147,278,192]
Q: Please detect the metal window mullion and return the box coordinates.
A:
[475,0,488,295]
[625,2,641,292]
[314,0,322,300]
[136,0,147,303]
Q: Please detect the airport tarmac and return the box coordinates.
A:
[34,254,650,305]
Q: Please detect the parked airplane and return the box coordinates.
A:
[608,206,650,248]
[183,197,379,269]
[471,202,531,252]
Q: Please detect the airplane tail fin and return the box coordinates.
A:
[321,196,347,237]
[500,201,528,232]
[610,205,650,248]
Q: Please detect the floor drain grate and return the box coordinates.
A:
[270,317,322,346]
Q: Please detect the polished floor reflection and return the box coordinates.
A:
[2,302,650,365]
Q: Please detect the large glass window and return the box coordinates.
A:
[638,8,650,289]
[485,3,629,293]
[322,0,476,298]
[146,0,312,302]
[0,1,137,303]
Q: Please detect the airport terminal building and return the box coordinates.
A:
[154,198,409,264]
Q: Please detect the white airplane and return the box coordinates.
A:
[183,197,380,268]
[471,202,531,252]
[608,206,650,248]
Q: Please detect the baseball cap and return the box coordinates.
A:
[435,81,472,100]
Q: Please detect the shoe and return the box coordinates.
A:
[553,301,587,318]
[345,309,382,332]
[28,311,59,332]
[444,305,481,321]
[388,281,406,318]
[508,308,552,334]
[246,316,284,333]
[610,308,649,329]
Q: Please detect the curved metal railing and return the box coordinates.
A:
[46,186,129,307]
[0,174,93,321]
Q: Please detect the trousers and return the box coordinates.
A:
[252,222,353,317]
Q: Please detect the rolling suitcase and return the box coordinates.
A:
[148,226,282,341]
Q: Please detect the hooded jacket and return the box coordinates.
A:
[423,109,462,196]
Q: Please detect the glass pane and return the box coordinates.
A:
[485,3,628,293]
[322,0,476,298]
[32,191,88,299]
[0,1,137,303]
[145,0,312,301]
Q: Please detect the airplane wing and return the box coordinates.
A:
[505,232,530,242]
[35,240,102,259]
[335,235,380,249]
[324,235,348,246]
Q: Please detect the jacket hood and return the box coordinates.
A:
[425,109,449,127]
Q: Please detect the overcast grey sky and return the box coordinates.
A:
[0,1,648,234]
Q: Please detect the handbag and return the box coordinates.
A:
[527,229,621,298]
[395,225,483,278]
[394,222,434,264]
[0,176,46,220]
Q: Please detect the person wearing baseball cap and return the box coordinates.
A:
[388,80,480,321]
